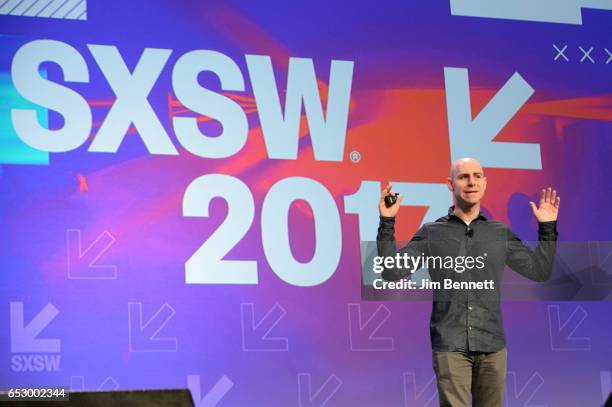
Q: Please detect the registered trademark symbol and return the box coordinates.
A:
[349,150,361,163]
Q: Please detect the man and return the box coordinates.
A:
[376,158,559,407]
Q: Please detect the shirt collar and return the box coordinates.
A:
[447,206,488,222]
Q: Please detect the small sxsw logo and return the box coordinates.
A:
[9,302,61,372]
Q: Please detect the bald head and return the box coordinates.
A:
[450,158,483,179]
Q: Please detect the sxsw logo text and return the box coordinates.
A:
[10,302,61,372]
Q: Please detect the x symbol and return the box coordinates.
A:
[605,48,612,65]
[579,46,595,63]
[553,44,569,61]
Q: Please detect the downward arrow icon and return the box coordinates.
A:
[505,371,545,407]
[187,375,233,407]
[297,373,342,407]
[548,304,591,350]
[67,229,117,279]
[347,303,394,351]
[10,302,60,353]
[70,376,119,391]
[403,373,438,407]
[241,303,288,351]
[128,302,177,352]
[444,67,541,169]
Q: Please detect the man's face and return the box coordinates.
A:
[447,160,487,206]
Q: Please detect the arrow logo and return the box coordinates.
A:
[505,371,546,407]
[403,373,438,407]
[10,302,60,353]
[187,375,233,407]
[241,303,288,351]
[548,304,591,350]
[444,67,541,170]
[67,229,117,279]
[128,302,177,352]
[297,373,342,407]
[347,303,394,351]
[70,376,119,391]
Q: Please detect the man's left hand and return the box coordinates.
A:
[530,187,560,222]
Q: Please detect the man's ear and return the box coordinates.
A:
[482,176,487,192]
[446,177,454,192]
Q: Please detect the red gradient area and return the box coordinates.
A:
[525,94,612,121]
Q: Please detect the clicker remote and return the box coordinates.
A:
[384,193,397,208]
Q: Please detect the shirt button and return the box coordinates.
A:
[468,326,472,330]
[468,306,473,311]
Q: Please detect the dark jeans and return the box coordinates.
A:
[432,347,507,407]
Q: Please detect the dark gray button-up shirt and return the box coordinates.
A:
[377,207,558,352]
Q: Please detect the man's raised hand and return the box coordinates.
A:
[379,183,403,217]
[529,187,560,222]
